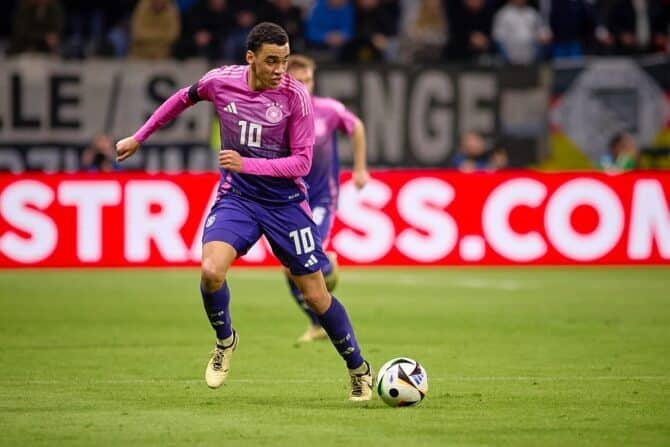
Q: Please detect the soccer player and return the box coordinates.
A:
[115,22,373,401]
[285,54,369,343]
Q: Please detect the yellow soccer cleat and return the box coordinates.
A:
[348,360,374,401]
[205,331,239,389]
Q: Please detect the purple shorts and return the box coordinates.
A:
[202,193,329,276]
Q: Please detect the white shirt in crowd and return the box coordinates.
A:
[493,4,551,64]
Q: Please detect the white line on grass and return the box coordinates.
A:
[2,376,668,385]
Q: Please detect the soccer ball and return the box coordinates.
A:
[376,357,428,407]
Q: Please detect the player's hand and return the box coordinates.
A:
[116,136,140,162]
[219,149,243,172]
[353,169,370,190]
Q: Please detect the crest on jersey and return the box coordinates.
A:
[266,104,283,123]
[205,215,216,228]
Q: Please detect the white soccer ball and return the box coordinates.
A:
[376,357,428,407]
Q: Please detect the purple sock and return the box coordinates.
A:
[318,296,364,369]
[287,277,321,326]
[200,281,232,340]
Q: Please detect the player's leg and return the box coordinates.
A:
[292,271,373,401]
[284,266,327,342]
[264,202,373,400]
[311,203,339,291]
[286,203,335,342]
[200,198,261,388]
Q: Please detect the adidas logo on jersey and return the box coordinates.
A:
[224,102,238,114]
[303,254,318,268]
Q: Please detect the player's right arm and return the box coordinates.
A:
[116,68,219,162]
[349,118,369,189]
[329,98,369,189]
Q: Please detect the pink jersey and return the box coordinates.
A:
[134,65,315,204]
[303,96,358,206]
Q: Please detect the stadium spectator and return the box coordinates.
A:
[446,0,495,61]
[0,0,18,52]
[175,0,199,13]
[606,0,670,54]
[223,0,268,63]
[451,131,507,172]
[340,0,400,62]
[398,0,448,63]
[98,0,137,58]
[541,0,601,59]
[129,0,180,59]
[80,132,120,172]
[8,0,65,56]
[60,0,106,58]
[600,131,639,171]
[259,0,306,53]
[492,0,552,65]
[305,0,355,59]
[174,0,234,61]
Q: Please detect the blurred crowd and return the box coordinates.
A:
[1,0,669,65]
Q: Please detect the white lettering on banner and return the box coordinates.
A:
[482,178,548,262]
[459,235,486,261]
[409,72,453,164]
[124,181,189,262]
[396,178,458,262]
[0,180,57,263]
[333,179,394,262]
[628,180,670,259]
[58,181,121,262]
[1,174,668,267]
[458,74,496,137]
[362,72,406,164]
[545,179,624,261]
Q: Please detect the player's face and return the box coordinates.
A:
[288,67,314,95]
[247,43,290,90]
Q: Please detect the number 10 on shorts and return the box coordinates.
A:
[289,227,315,255]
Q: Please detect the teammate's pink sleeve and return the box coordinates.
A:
[240,81,315,178]
[133,88,193,143]
[240,145,312,177]
[326,97,357,135]
[336,104,358,136]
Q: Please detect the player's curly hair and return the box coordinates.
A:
[247,22,289,53]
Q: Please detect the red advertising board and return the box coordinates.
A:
[0,171,668,267]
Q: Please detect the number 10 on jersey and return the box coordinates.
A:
[238,120,262,147]
[289,227,315,255]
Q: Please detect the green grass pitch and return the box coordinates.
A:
[1,267,669,446]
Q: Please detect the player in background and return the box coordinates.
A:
[285,54,369,343]
[115,22,373,401]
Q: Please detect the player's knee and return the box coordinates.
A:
[201,259,225,292]
[302,287,330,315]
